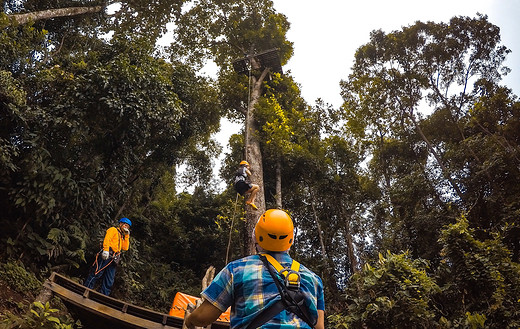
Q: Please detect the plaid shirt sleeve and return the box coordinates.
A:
[201,264,234,312]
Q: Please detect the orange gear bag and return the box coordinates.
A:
[169,291,230,323]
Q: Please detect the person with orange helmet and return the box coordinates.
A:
[234,160,260,210]
[184,209,325,329]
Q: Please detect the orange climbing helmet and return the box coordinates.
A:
[239,160,249,166]
[255,209,294,252]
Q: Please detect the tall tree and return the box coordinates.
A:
[172,0,293,255]
[340,14,515,257]
[0,8,222,272]
[342,14,510,207]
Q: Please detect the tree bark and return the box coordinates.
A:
[244,59,269,256]
[202,266,215,290]
[337,204,358,274]
[8,6,105,25]
[310,199,327,259]
[275,159,282,209]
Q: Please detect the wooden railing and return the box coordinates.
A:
[42,272,184,329]
[41,271,230,329]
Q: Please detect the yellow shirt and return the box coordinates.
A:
[103,227,130,253]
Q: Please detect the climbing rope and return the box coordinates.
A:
[247,58,251,108]
[225,193,240,264]
[225,58,252,264]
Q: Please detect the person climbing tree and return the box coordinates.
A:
[184,209,325,329]
[234,160,260,210]
[84,217,132,296]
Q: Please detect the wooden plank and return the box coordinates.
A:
[44,272,183,329]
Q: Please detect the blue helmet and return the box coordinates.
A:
[119,217,132,227]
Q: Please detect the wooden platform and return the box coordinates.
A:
[43,272,229,329]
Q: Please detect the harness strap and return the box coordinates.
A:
[262,253,301,288]
[246,299,285,329]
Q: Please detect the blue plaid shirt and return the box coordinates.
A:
[201,252,325,328]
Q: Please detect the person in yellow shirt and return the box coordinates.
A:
[84,217,131,295]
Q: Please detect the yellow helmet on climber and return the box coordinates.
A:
[239,160,249,166]
[254,209,294,252]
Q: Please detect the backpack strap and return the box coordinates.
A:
[245,254,316,329]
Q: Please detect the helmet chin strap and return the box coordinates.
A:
[255,244,266,253]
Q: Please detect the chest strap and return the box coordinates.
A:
[261,253,301,289]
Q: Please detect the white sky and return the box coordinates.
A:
[272,0,520,108]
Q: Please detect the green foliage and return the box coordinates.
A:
[112,181,229,309]
[340,13,520,267]
[341,251,439,328]
[171,0,293,68]
[0,13,47,74]
[255,74,311,158]
[0,70,25,173]
[1,25,221,271]
[0,301,79,329]
[334,215,520,328]
[0,260,41,295]
[436,215,520,328]
[2,3,520,329]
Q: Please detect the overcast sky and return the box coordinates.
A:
[272,0,520,108]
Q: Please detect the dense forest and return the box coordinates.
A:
[1,0,519,328]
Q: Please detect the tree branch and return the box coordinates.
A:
[8,5,105,25]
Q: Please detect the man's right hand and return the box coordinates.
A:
[101,250,110,260]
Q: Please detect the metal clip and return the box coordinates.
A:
[281,269,300,289]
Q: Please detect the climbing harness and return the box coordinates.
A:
[90,250,117,275]
[90,228,124,275]
[234,166,248,184]
[246,254,316,329]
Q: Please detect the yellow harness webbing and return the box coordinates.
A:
[261,253,301,287]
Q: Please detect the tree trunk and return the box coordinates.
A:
[202,266,215,290]
[308,188,327,259]
[8,6,105,25]
[309,189,343,305]
[408,112,466,204]
[338,205,359,274]
[275,159,282,209]
[344,221,359,274]
[310,200,327,259]
[244,63,270,256]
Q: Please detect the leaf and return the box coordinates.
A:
[47,316,60,323]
